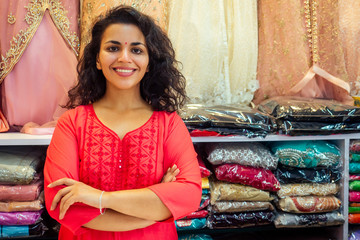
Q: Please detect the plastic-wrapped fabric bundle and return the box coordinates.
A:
[351,175,360,181]
[349,191,360,202]
[201,178,209,189]
[277,183,339,198]
[256,96,360,123]
[352,154,360,162]
[277,120,360,135]
[210,181,274,204]
[180,104,276,138]
[0,147,45,185]
[214,164,280,192]
[275,164,341,183]
[175,218,207,231]
[271,141,341,169]
[183,210,209,219]
[274,211,344,228]
[349,207,360,213]
[0,181,42,201]
[350,181,360,191]
[206,211,275,229]
[351,140,360,153]
[210,201,274,213]
[198,195,210,211]
[0,211,42,225]
[349,213,360,224]
[197,156,211,178]
[0,222,47,238]
[276,196,341,214]
[349,229,360,240]
[206,142,278,169]
[0,196,43,212]
[178,233,213,240]
[351,163,360,174]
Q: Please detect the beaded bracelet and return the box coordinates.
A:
[99,191,106,215]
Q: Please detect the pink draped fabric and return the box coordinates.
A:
[0,0,79,130]
[254,0,353,105]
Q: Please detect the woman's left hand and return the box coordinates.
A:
[48,178,102,220]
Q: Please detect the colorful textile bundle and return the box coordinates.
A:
[206,142,278,229]
[0,147,47,238]
[271,141,343,228]
[349,140,360,224]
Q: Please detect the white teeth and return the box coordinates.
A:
[115,69,133,73]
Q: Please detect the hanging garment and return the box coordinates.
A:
[339,0,360,96]
[79,0,168,56]
[167,0,258,105]
[254,0,353,105]
[0,0,80,130]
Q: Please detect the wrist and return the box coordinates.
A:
[101,191,111,210]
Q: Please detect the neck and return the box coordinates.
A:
[96,87,149,112]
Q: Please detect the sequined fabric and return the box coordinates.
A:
[206,142,278,170]
[277,196,341,214]
[210,181,273,204]
[277,183,339,198]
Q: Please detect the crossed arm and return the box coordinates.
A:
[47,165,180,232]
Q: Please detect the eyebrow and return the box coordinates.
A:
[104,40,146,46]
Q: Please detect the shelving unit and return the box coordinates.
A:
[191,133,358,240]
[2,132,360,240]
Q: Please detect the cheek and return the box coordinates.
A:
[99,53,117,66]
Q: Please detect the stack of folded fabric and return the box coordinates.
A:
[180,104,276,138]
[205,142,279,229]
[175,153,211,232]
[271,141,345,228]
[0,147,47,238]
[256,96,360,135]
[349,140,360,224]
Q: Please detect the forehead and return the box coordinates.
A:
[101,23,145,44]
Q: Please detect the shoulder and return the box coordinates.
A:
[156,111,183,126]
[57,105,91,126]
[156,111,189,138]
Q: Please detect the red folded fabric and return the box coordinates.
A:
[215,163,280,192]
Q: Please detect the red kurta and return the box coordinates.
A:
[44,105,202,239]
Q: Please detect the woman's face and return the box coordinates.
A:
[96,23,149,93]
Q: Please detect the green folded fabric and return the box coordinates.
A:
[350,181,360,191]
[349,207,360,213]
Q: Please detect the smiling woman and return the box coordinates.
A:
[96,23,149,92]
[44,6,202,240]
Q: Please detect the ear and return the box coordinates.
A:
[96,55,101,70]
[146,65,149,72]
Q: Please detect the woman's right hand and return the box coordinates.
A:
[161,164,180,183]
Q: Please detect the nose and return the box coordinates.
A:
[117,49,131,62]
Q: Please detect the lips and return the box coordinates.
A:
[114,67,135,77]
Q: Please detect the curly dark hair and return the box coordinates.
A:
[65,6,187,112]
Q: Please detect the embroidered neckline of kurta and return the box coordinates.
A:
[0,0,80,82]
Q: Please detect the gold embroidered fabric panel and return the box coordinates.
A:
[0,0,80,82]
[80,0,167,56]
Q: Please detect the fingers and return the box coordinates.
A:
[161,164,180,183]
[51,186,72,211]
[59,193,75,220]
[48,178,77,188]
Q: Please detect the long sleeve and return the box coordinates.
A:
[44,109,100,235]
[148,113,202,221]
